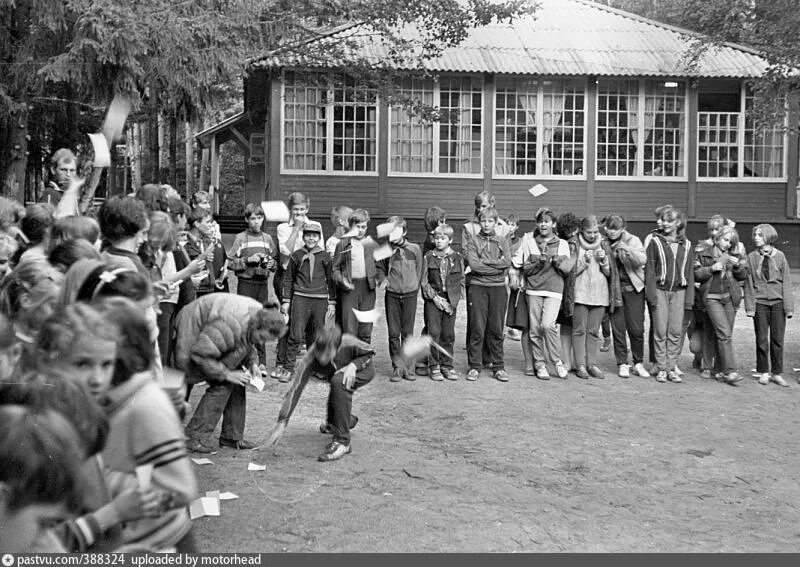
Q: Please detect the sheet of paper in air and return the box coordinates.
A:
[352,308,382,323]
[261,201,291,222]
[249,375,266,392]
[376,222,396,238]
[401,336,433,361]
[88,133,111,168]
[373,243,393,261]
[135,464,153,489]
[528,183,549,197]
[103,94,132,143]
[189,497,220,520]
[191,458,214,466]
[248,462,267,471]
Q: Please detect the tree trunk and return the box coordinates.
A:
[185,121,195,196]
[147,108,160,182]
[169,113,178,188]
[130,122,142,193]
[2,104,29,201]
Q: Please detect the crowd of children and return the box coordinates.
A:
[0,165,796,552]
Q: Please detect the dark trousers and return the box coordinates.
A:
[327,362,374,444]
[386,291,418,369]
[467,285,507,371]
[339,278,376,343]
[424,299,456,370]
[285,295,328,372]
[754,301,786,375]
[185,379,246,443]
[601,311,611,339]
[647,301,656,365]
[704,294,737,374]
[237,278,272,364]
[157,302,176,367]
[610,288,645,366]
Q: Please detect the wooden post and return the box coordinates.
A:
[378,94,389,214]
[268,72,282,202]
[585,77,597,216]
[785,93,799,219]
[185,121,194,196]
[687,81,698,218]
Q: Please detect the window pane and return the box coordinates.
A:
[543,79,585,175]
[494,77,537,175]
[643,81,685,177]
[698,111,739,177]
[390,77,435,173]
[597,79,638,176]
[283,70,326,170]
[439,76,483,174]
[743,90,784,178]
[331,74,377,172]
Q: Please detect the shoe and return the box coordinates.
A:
[700,370,713,379]
[270,365,285,379]
[278,367,292,383]
[600,337,611,352]
[319,415,358,434]
[667,370,682,383]
[758,372,770,385]
[714,372,725,381]
[576,365,589,380]
[771,374,788,387]
[632,363,650,378]
[673,366,684,377]
[588,365,605,379]
[524,366,535,376]
[186,439,218,454]
[402,368,416,381]
[555,361,569,379]
[618,364,630,378]
[430,369,444,381]
[655,371,667,383]
[442,368,460,381]
[318,441,351,462]
[494,369,509,382]
[219,438,256,450]
[466,369,480,381]
[535,364,550,380]
[724,372,743,385]
[390,368,402,382]
[414,364,429,377]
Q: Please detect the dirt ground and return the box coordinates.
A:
[189,286,800,553]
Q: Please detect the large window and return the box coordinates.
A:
[389,75,483,175]
[698,87,785,179]
[494,78,585,176]
[597,79,686,177]
[282,71,377,173]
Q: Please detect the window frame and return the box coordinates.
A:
[280,70,380,176]
[387,74,484,179]
[595,79,690,181]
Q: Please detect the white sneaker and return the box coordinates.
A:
[758,372,770,385]
[555,361,569,379]
[673,365,684,377]
[633,363,650,378]
[618,364,630,378]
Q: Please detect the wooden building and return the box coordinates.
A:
[199,0,800,259]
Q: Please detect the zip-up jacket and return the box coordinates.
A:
[743,248,794,316]
[645,232,695,308]
[332,236,378,290]
[694,244,747,309]
[464,230,511,287]
[377,240,423,295]
[420,249,466,308]
[282,245,335,302]
[511,232,574,298]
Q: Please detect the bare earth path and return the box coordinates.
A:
[190,288,800,552]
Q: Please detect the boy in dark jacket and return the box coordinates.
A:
[281,221,335,381]
[184,207,227,297]
[420,224,465,381]
[377,216,423,382]
[464,207,512,382]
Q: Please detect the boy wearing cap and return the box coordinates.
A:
[281,220,336,381]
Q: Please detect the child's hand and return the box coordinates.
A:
[341,279,355,291]
[326,304,336,320]
[595,248,606,261]
[584,250,594,262]
[280,302,290,316]
[113,486,162,522]
[227,370,251,387]
[711,262,724,272]
[188,257,206,274]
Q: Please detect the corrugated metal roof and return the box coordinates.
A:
[250,0,768,78]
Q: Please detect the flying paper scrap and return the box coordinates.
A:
[528,184,549,197]
[376,221,403,241]
[135,464,153,490]
[88,133,111,168]
[261,201,291,222]
[191,458,214,465]
[353,308,382,323]
[103,94,132,143]
[189,497,220,520]
[400,336,453,364]
[373,243,393,261]
[248,462,267,471]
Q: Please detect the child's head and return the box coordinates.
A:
[0,233,18,279]
[146,211,177,254]
[20,203,55,248]
[535,207,557,236]
[473,191,495,218]
[706,214,725,239]
[478,207,498,234]
[603,214,626,241]
[313,324,343,366]
[48,239,102,273]
[93,297,155,387]
[244,203,265,233]
[98,196,149,245]
[504,213,520,233]
[302,221,323,249]
[0,312,21,382]
[658,206,683,235]
[752,223,778,248]
[386,215,407,243]
[556,212,580,240]
[287,192,310,221]
[0,259,63,333]
[51,216,101,249]
[135,183,169,213]
[0,196,26,235]
[580,215,601,242]
[714,226,739,253]
[36,303,119,399]
[330,206,353,231]
[247,306,287,347]
[188,206,214,239]
[424,207,447,233]
[349,209,370,238]
[189,190,212,211]
[432,224,454,251]
[0,404,84,552]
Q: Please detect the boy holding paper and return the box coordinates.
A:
[376,216,423,382]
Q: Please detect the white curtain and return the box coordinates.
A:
[625,92,639,175]
[542,89,565,175]
[642,95,658,175]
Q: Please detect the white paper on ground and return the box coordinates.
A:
[88,133,111,168]
[261,201,290,222]
[372,243,393,261]
[135,464,153,490]
[205,491,220,500]
[352,308,382,323]
[248,462,267,471]
[528,183,549,197]
[219,492,239,500]
[191,458,214,466]
[189,497,220,519]
[249,375,266,392]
